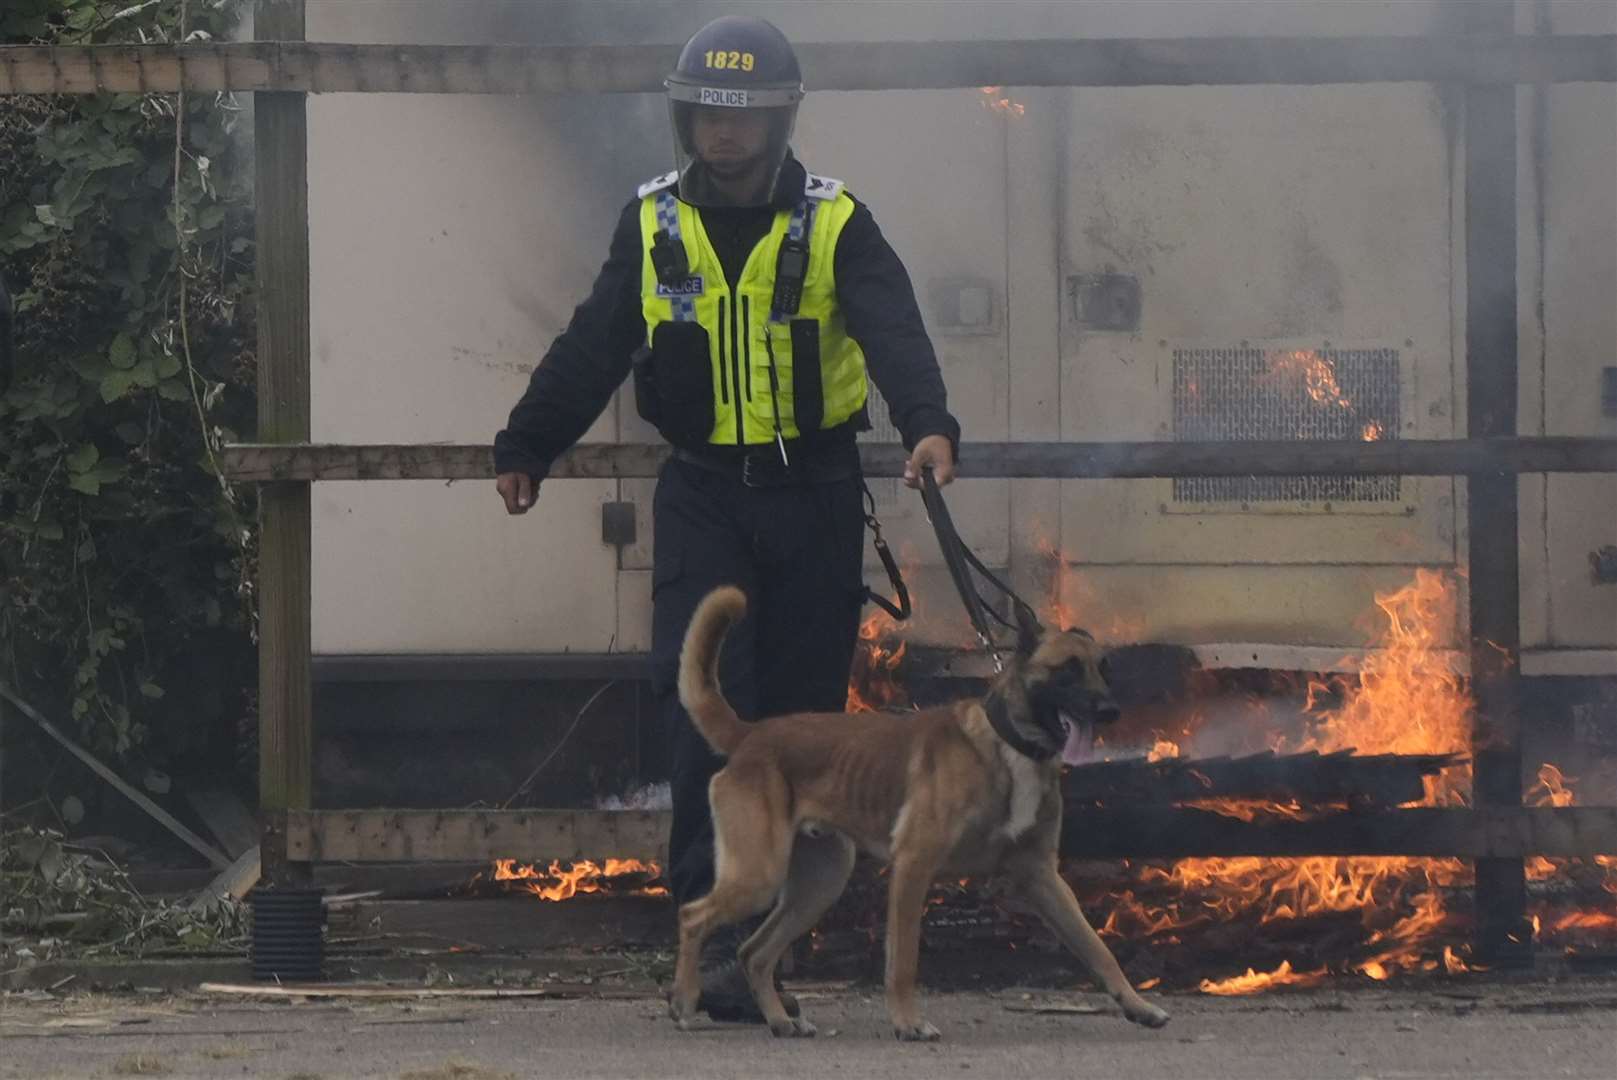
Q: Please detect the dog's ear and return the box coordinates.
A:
[1012,600,1043,656]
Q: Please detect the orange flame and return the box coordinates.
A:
[1526,763,1575,808]
[1095,571,1479,990]
[1296,570,1471,803]
[848,609,910,713]
[836,535,1610,990]
[1546,911,1617,934]
[1362,420,1386,441]
[1035,535,1148,643]
[1199,960,1329,996]
[1266,349,1353,409]
[490,858,668,901]
[1146,738,1181,763]
[978,86,1027,117]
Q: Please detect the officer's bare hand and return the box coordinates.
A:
[903,434,956,489]
[496,472,535,514]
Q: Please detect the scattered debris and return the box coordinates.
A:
[2,825,246,972]
[110,1052,171,1075]
[398,1063,515,1080]
[187,845,260,912]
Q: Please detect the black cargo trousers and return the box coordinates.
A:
[651,447,868,906]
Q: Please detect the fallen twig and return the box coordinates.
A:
[1002,1000,1108,1015]
[197,981,636,1001]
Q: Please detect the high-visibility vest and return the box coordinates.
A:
[637,170,868,445]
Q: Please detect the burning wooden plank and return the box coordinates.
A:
[1063,750,1466,808]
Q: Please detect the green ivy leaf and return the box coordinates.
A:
[139,683,165,700]
[65,443,99,474]
[99,368,138,403]
[156,352,183,380]
[70,354,112,382]
[91,460,129,487]
[130,358,160,389]
[157,378,192,402]
[108,333,137,370]
[67,472,102,496]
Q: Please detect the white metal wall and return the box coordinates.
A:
[302,1,1614,669]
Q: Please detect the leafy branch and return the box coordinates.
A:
[1,0,258,776]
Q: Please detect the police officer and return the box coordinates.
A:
[494,15,959,1019]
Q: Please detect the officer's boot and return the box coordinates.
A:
[696,916,801,1023]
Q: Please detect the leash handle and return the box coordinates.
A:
[920,466,1045,664]
[920,467,1002,656]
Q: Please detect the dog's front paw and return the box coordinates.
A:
[1122,998,1170,1029]
[893,1020,941,1042]
[667,993,699,1031]
[769,1016,817,1038]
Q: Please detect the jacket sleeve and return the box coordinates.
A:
[833,197,961,455]
[493,199,646,482]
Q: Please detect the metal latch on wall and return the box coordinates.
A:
[601,501,636,550]
[1590,545,1617,586]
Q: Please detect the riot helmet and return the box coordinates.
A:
[666,16,803,207]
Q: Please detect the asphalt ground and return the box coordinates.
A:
[3,975,1615,1080]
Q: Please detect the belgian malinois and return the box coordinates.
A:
[667,585,1170,1040]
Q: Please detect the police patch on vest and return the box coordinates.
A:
[697,87,748,108]
[655,275,706,298]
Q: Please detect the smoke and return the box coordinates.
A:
[596,781,672,812]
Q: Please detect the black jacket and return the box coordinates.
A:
[494,157,960,481]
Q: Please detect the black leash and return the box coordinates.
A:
[919,467,1043,672]
[861,480,911,621]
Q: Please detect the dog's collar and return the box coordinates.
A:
[983,692,1060,762]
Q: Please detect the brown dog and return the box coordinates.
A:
[667,585,1170,1040]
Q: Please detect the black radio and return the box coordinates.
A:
[651,230,689,287]
[771,237,809,318]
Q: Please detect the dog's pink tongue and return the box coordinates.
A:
[1061,718,1096,766]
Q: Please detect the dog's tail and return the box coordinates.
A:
[678,586,750,757]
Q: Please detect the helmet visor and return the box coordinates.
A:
[670,97,798,208]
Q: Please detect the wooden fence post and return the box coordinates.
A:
[254,0,311,888]
[1464,0,1530,964]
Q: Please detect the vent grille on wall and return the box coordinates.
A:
[1172,346,1401,504]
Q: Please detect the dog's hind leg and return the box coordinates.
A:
[739,832,856,1038]
[1011,858,1169,1029]
[668,768,793,1031]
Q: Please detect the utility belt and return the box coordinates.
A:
[670,428,860,489]
[667,430,911,623]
